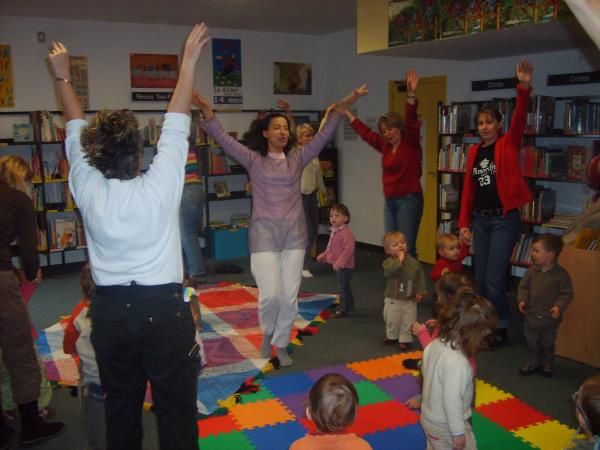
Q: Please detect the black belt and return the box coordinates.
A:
[96,282,182,296]
[475,208,504,217]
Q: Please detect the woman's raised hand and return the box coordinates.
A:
[516,59,534,87]
[192,90,213,120]
[406,69,419,96]
[48,42,71,79]
[183,23,211,65]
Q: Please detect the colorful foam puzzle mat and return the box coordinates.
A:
[196,352,579,450]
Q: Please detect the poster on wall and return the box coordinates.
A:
[0,45,15,107]
[130,54,178,88]
[212,38,243,106]
[273,62,312,95]
[69,56,89,110]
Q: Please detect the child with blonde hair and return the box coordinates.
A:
[421,288,496,450]
[430,233,470,282]
[316,204,355,317]
[290,373,372,450]
[382,231,426,350]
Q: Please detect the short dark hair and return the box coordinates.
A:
[437,288,497,358]
[80,263,96,299]
[80,109,143,180]
[308,373,359,433]
[533,233,564,256]
[243,113,294,156]
[476,106,503,125]
[377,112,405,133]
[330,203,350,223]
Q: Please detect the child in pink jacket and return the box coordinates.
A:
[317,204,356,317]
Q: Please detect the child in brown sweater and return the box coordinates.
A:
[517,233,573,377]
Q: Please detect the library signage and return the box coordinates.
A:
[547,71,600,86]
[131,92,173,102]
[471,77,517,91]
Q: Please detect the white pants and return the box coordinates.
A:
[383,297,417,343]
[251,249,305,348]
[421,415,477,450]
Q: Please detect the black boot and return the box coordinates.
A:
[0,412,14,450]
[18,401,65,448]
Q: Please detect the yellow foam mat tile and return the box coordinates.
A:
[475,379,513,408]
[514,420,577,450]
[229,398,295,430]
[348,352,423,380]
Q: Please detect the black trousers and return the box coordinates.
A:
[90,283,199,450]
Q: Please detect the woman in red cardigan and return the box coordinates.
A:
[458,59,534,347]
[342,70,423,258]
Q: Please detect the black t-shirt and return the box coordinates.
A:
[472,142,502,211]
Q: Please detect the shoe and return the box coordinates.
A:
[18,400,65,448]
[276,347,293,367]
[383,338,397,346]
[487,328,510,349]
[540,364,554,378]
[302,270,314,278]
[398,343,411,351]
[402,358,422,370]
[519,363,540,376]
[331,308,346,318]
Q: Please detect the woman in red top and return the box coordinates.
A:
[342,70,423,258]
[458,60,534,347]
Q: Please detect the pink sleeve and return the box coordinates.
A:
[334,229,356,268]
[416,327,433,348]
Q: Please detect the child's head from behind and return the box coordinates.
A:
[330,204,350,227]
[307,373,359,433]
[435,272,475,306]
[383,231,407,255]
[437,233,461,261]
[531,233,563,268]
[437,287,496,358]
[80,263,96,301]
[575,374,600,439]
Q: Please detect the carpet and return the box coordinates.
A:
[34,283,338,416]
[195,352,579,450]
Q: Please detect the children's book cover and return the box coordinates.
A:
[214,181,231,198]
[54,218,76,249]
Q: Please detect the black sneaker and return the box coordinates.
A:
[540,364,554,378]
[519,363,540,376]
[402,358,422,370]
[20,420,65,448]
[487,329,510,350]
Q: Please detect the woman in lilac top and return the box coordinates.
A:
[193,86,367,366]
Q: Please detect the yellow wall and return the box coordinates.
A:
[356,0,389,53]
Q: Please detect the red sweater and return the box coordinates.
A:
[459,84,533,229]
[430,244,470,282]
[351,101,422,198]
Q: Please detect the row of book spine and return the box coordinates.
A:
[519,188,556,223]
[32,111,66,142]
[439,96,599,136]
[438,144,466,171]
[511,233,537,266]
[207,148,233,174]
[520,144,596,180]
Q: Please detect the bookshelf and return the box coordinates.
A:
[0,109,161,268]
[436,95,599,275]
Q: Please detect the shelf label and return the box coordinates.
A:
[471,77,517,91]
[547,71,600,86]
[131,91,173,102]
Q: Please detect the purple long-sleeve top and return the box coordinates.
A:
[201,112,342,253]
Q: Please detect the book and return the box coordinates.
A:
[54,218,76,249]
[439,183,459,210]
[567,145,590,180]
[213,181,231,198]
[12,123,33,142]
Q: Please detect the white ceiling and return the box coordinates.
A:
[0,0,357,35]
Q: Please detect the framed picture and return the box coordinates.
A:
[273,62,312,95]
[130,54,179,89]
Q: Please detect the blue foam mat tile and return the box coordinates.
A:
[363,423,426,450]
[261,372,315,398]
[244,420,308,450]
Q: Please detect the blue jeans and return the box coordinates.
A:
[472,209,521,328]
[180,183,206,277]
[336,268,354,312]
[384,192,424,258]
